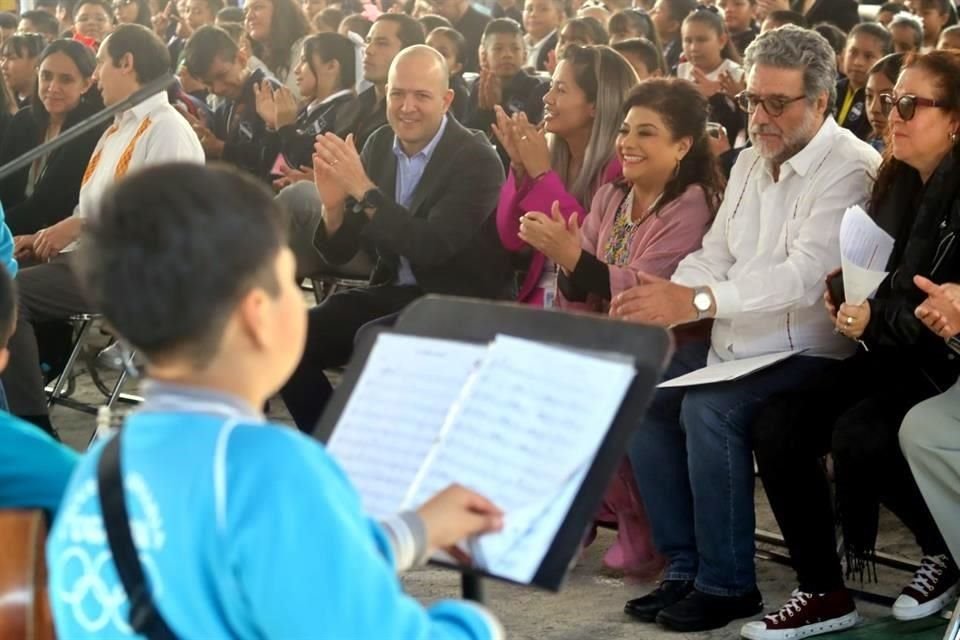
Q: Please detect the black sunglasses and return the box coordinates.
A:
[879,92,944,121]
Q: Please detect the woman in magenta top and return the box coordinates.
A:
[519,79,725,576]
[492,44,638,306]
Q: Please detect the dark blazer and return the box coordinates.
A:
[211,67,282,182]
[862,150,960,388]
[794,0,860,33]
[0,101,108,236]
[451,73,470,123]
[835,77,871,142]
[534,31,559,72]
[314,118,511,299]
[333,86,387,154]
[274,91,354,170]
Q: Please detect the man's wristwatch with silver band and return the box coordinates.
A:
[692,286,713,320]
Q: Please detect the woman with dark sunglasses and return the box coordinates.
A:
[746,50,960,640]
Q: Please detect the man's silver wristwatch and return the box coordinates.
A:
[692,287,713,320]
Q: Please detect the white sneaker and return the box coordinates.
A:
[741,589,860,640]
[892,554,959,621]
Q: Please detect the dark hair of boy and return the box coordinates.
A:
[75,164,286,368]
[419,13,452,35]
[375,12,426,49]
[104,24,171,84]
[428,26,466,64]
[849,21,894,53]
[482,16,522,41]
[879,1,907,13]
[301,31,356,88]
[0,12,16,30]
[766,9,808,29]
[216,6,243,22]
[0,266,15,347]
[183,25,237,78]
[812,21,846,57]
[612,36,666,75]
[20,10,60,38]
[315,6,344,32]
[340,13,373,38]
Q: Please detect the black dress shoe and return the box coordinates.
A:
[624,580,695,622]
[656,587,763,632]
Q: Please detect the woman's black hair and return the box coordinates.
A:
[618,78,725,218]
[299,32,355,93]
[30,39,104,133]
[248,0,311,78]
[867,52,905,84]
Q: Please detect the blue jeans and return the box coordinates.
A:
[628,340,832,597]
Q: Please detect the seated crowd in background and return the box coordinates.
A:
[4,0,960,638]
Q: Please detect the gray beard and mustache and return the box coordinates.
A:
[748,107,822,166]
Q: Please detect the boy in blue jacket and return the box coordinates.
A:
[47,163,505,639]
[0,263,79,513]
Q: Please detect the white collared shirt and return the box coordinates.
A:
[672,116,881,361]
[525,30,556,70]
[64,91,204,253]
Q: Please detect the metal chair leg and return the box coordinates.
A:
[47,318,92,407]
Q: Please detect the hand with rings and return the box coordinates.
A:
[835,301,871,340]
[314,132,375,201]
[512,113,551,180]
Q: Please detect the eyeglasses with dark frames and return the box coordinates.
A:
[735,91,807,117]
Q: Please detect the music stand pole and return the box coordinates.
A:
[461,573,484,603]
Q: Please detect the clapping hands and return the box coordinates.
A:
[491,106,551,182]
[518,201,582,271]
[253,81,299,130]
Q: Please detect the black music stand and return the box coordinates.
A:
[313,296,672,602]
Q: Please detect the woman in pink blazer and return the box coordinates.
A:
[493,44,638,306]
[519,79,725,577]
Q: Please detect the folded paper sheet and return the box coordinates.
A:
[839,205,895,304]
[656,350,804,388]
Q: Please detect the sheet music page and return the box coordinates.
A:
[839,206,895,304]
[327,334,487,519]
[657,350,804,388]
[405,335,635,583]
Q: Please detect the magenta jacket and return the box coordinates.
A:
[558,182,714,312]
[496,157,622,304]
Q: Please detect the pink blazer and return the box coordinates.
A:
[496,157,622,304]
[559,182,714,312]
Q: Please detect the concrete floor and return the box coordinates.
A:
[51,355,935,640]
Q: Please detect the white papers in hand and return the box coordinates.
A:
[657,350,804,388]
[839,205,895,304]
[327,334,486,519]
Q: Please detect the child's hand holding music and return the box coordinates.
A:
[417,484,503,564]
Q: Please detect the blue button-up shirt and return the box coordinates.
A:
[391,116,449,285]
